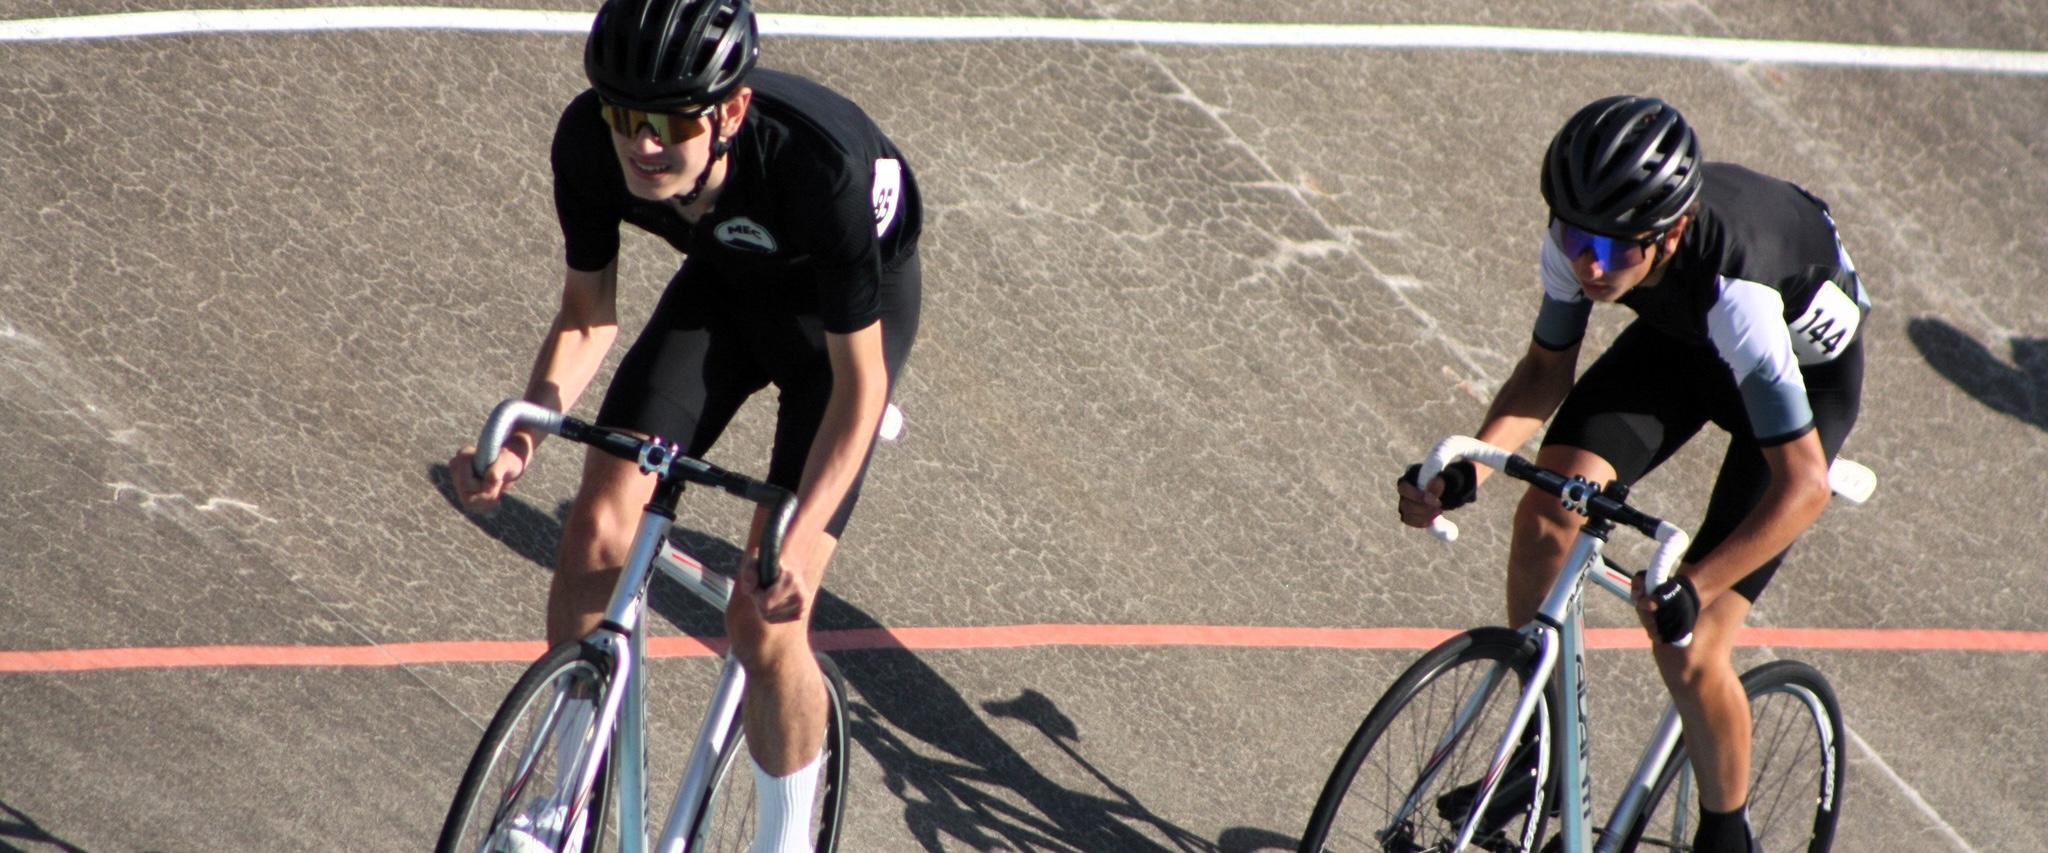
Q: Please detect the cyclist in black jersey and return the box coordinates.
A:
[450,1,919,848]
[1397,96,1867,853]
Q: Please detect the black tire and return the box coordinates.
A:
[1618,659,1845,852]
[687,652,850,852]
[1299,627,1557,853]
[439,639,618,853]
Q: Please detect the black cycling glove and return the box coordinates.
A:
[1401,460,1479,511]
[1646,575,1700,645]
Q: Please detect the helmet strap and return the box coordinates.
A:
[671,110,731,209]
[1649,212,1691,269]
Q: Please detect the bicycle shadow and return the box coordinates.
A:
[0,796,146,853]
[425,464,1296,852]
[844,680,1296,853]
[1907,317,2048,429]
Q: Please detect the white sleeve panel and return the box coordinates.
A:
[1533,238,1593,349]
[1540,237,1583,302]
[1708,277,1814,442]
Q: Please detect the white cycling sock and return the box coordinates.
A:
[749,750,823,853]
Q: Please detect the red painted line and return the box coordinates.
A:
[1737,626,2048,651]
[809,625,1464,651]
[0,624,2042,674]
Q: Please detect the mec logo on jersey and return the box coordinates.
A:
[714,217,778,254]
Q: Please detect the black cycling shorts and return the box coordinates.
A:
[595,250,921,538]
[1542,321,1863,602]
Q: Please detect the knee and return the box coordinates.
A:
[1512,487,1584,545]
[559,490,642,571]
[1656,646,1740,703]
[725,606,810,672]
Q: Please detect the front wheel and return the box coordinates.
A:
[1299,627,1556,853]
[439,639,617,853]
[1619,659,1846,852]
[688,652,850,852]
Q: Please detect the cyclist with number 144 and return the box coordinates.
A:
[1396,96,1868,853]
[449,0,922,850]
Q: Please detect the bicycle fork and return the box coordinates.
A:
[537,630,639,853]
[1389,629,1560,853]
[1449,633,1559,853]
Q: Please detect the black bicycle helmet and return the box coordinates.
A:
[1540,95,1702,236]
[585,0,758,112]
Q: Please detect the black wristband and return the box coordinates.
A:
[1401,460,1479,511]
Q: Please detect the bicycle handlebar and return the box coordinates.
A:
[472,399,798,589]
[1416,437,1513,543]
[1413,435,1694,646]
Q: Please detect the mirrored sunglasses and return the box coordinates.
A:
[600,102,712,145]
[1549,218,1663,269]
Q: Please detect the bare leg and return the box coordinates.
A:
[1648,593,1753,812]
[1504,446,1618,627]
[727,527,835,774]
[549,445,660,645]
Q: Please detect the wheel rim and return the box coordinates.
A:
[1746,682,1839,850]
[462,662,609,853]
[1316,646,1549,853]
[1628,670,1841,853]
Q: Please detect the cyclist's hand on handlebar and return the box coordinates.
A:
[741,553,811,625]
[1395,460,1478,528]
[450,444,527,516]
[1631,571,1700,646]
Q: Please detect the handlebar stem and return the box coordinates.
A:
[1409,435,1695,645]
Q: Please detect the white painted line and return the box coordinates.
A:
[1847,727,1976,852]
[3,7,2047,77]
[0,7,589,40]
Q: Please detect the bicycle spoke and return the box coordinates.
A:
[439,643,616,853]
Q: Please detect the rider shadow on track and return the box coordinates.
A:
[1908,317,2048,430]
[427,464,1296,852]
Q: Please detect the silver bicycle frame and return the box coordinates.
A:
[567,507,755,853]
[652,534,749,853]
[1440,526,1693,853]
[468,401,798,853]
[1415,436,1696,853]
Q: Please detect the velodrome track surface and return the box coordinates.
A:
[2,3,2045,850]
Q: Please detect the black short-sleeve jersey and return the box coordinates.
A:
[1533,162,1871,443]
[551,68,921,334]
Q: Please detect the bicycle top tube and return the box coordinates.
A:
[1413,436,1692,594]
[471,399,799,588]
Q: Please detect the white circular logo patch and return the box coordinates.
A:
[713,217,778,254]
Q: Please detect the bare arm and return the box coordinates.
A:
[1397,338,1581,527]
[509,262,621,460]
[750,320,889,619]
[1682,430,1832,602]
[1474,339,1581,479]
[452,262,619,512]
